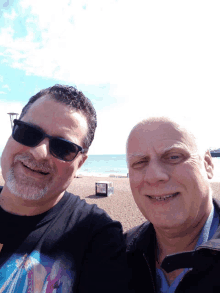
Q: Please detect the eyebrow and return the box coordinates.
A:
[127,145,188,160]
[162,145,189,154]
[127,153,148,160]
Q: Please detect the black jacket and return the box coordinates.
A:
[125,198,220,293]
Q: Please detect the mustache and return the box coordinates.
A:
[14,154,53,173]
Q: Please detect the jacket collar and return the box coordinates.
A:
[196,198,220,251]
[126,221,155,254]
[127,198,220,252]
[127,198,220,273]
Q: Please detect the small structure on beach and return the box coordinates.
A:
[95,181,114,197]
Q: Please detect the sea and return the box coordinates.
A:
[0,155,220,180]
[78,154,128,177]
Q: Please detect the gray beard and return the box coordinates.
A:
[6,167,49,200]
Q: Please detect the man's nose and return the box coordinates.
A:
[143,160,169,185]
[28,139,50,161]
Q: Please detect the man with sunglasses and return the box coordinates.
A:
[0,85,132,292]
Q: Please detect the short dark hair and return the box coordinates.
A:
[19,84,97,150]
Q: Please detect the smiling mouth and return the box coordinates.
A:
[147,192,179,201]
[22,162,50,175]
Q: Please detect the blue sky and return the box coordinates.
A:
[1,0,220,156]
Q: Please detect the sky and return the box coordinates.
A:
[0,0,220,155]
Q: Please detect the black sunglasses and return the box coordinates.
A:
[12,119,85,162]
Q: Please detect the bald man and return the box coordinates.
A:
[125,117,220,293]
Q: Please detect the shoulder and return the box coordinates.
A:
[64,190,122,231]
[65,190,110,218]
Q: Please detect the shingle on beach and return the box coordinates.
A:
[0,173,219,231]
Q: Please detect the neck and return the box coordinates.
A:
[0,185,64,216]
[155,209,212,265]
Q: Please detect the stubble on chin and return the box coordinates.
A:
[6,167,49,201]
[4,153,54,201]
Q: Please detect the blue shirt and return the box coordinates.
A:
[156,204,219,293]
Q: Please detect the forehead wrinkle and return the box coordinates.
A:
[161,143,189,153]
[128,144,188,160]
[144,124,197,154]
[127,152,148,160]
[127,139,191,160]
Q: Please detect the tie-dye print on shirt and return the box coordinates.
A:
[0,251,73,292]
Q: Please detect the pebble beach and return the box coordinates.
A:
[0,173,219,231]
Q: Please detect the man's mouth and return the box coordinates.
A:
[147,192,179,201]
[22,162,50,175]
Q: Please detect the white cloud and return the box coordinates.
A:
[0,75,3,82]
[0,58,9,64]
[3,9,17,20]
[0,26,39,55]
[0,26,14,43]
[0,0,219,89]
[0,91,6,94]
[2,84,10,91]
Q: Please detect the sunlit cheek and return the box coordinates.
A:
[129,169,145,192]
[170,162,194,180]
[2,138,24,170]
[55,167,75,191]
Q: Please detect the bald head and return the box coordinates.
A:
[126,116,209,162]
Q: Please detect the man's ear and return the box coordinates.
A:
[204,150,214,179]
[78,153,88,169]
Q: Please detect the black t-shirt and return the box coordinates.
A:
[0,190,69,262]
[0,186,132,292]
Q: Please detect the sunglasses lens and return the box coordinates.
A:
[12,120,83,162]
[50,138,79,161]
[13,122,44,147]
